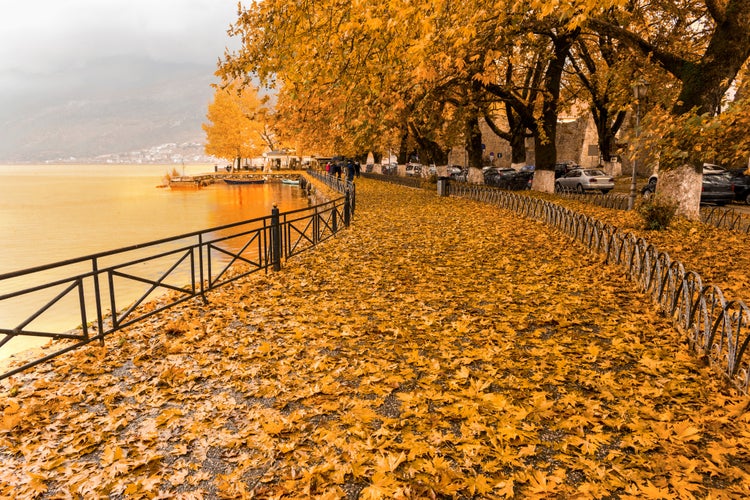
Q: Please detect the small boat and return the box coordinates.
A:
[224,178,265,185]
[281,178,300,185]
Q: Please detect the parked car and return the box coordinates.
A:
[643,163,728,188]
[484,167,533,190]
[642,171,736,206]
[449,166,468,182]
[554,161,579,178]
[382,163,398,175]
[701,172,736,205]
[555,168,614,194]
[728,168,750,204]
[484,167,514,187]
[405,163,422,176]
[703,163,727,174]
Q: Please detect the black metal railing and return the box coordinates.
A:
[0,175,354,380]
[447,181,750,395]
[701,205,750,234]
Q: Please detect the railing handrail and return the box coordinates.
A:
[0,197,345,281]
[1,173,354,379]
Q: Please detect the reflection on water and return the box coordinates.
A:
[0,164,311,360]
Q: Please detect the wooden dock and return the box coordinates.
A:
[168,172,304,189]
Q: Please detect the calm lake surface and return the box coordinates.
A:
[0,163,311,360]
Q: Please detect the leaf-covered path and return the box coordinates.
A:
[2,179,750,498]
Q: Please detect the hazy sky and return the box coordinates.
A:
[0,0,241,100]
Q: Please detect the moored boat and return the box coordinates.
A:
[281,178,300,185]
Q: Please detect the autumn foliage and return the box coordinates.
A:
[203,81,272,164]
[2,179,750,498]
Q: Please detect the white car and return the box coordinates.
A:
[405,163,422,176]
[555,168,614,194]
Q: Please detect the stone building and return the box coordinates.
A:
[446,113,632,177]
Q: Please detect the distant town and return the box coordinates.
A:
[44,141,221,165]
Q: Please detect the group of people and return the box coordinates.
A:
[325,158,361,182]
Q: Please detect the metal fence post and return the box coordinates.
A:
[271,204,281,271]
[344,189,351,227]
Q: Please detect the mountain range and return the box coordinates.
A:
[0,56,219,163]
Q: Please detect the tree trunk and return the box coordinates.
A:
[656,165,702,220]
[532,31,579,192]
[673,2,750,115]
[483,108,528,166]
[466,112,484,170]
[510,129,527,165]
[397,127,409,165]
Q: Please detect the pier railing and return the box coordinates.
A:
[0,175,354,380]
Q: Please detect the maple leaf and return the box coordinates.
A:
[638,480,675,499]
[101,444,126,466]
[0,399,22,432]
[670,421,702,443]
[466,474,494,495]
[26,473,48,496]
[360,471,398,499]
[374,452,407,473]
[495,479,516,497]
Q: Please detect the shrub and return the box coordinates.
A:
[636,195,678,230]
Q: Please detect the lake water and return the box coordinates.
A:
[0,164,311,360]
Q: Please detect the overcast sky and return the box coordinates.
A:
[0,0,241,103]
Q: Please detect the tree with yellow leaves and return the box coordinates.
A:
[219,0,750,206]
[203,81,273,170]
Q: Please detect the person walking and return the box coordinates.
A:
[346,159,355,182]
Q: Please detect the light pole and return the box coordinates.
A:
[629,80,649,210]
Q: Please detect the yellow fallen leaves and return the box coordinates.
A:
[1,179,750,498]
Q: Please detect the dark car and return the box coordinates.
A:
[701,172,737,205]
[484,167,533,190]
[642,172,735,206]
[554,161,579,178]
[728,169,750,204]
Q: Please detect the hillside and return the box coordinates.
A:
[0,56,217,163]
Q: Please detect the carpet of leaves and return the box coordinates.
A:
[2,179,750,499]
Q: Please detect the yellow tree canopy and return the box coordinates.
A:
[219,0,632,160]
[202,81,270,162]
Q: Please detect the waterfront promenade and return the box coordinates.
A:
[2,178,749,498]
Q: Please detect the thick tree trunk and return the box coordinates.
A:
[594,108,625,161]
[655,165,702,220]
[466,113,484,170]
[397,128,409,165]
[673,2,750,115]
[510,125,527,165]
[532,31,579,192]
